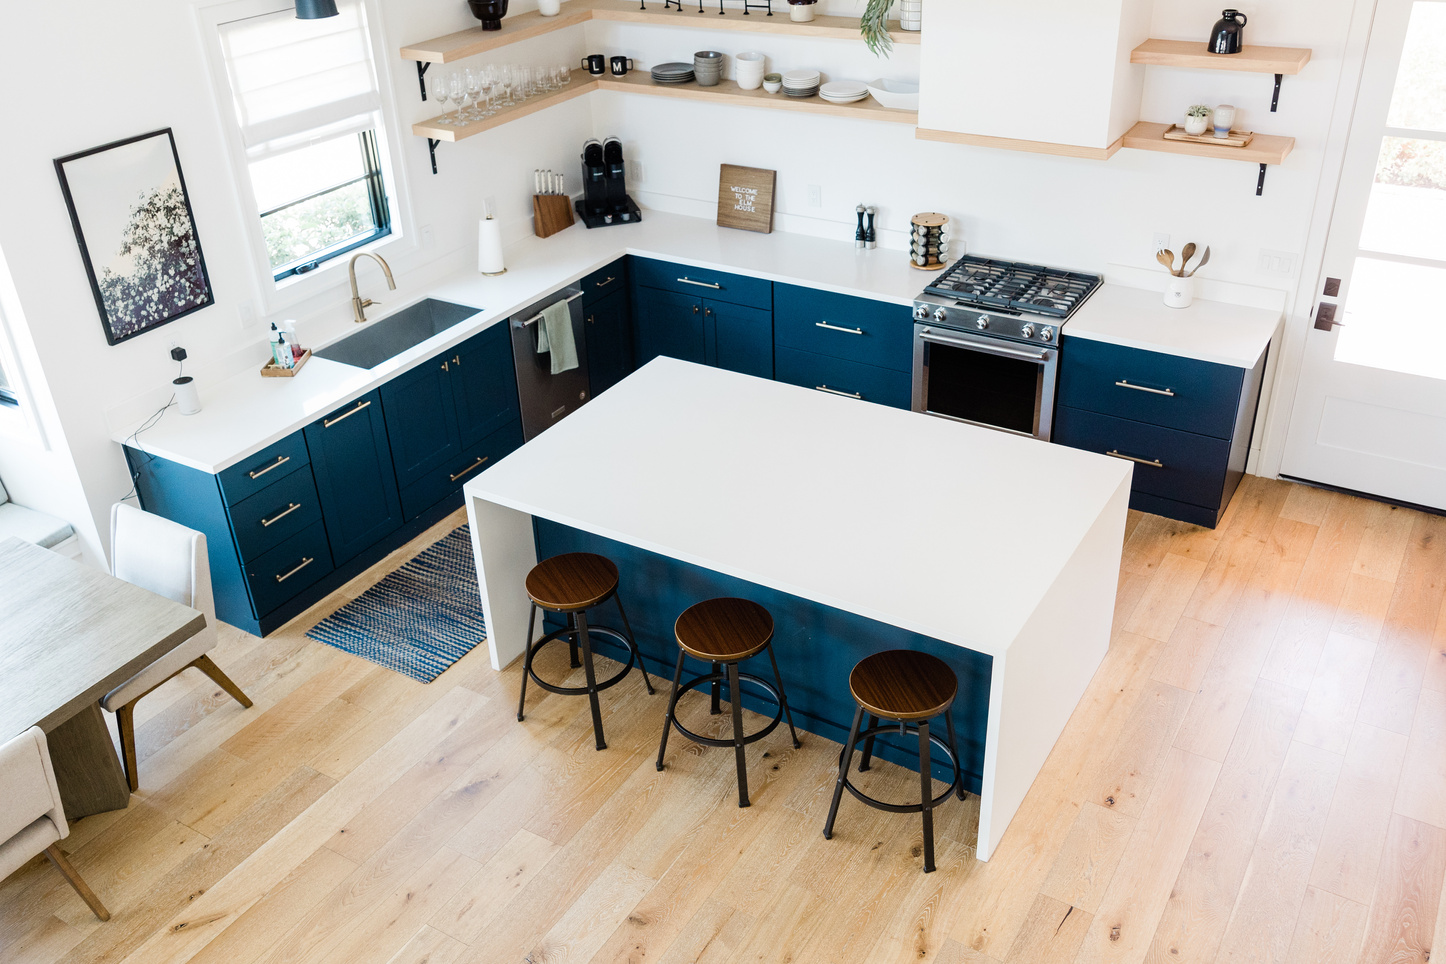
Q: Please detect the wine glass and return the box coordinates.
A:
[478,64,496,116]
[448,71,467,125]
[518,66,534,100]
[538,65,555,93]
[429,72,452,124]
[464,67,482,119]
[498,65,515,106]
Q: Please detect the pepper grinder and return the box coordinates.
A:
[865,207,877,249]
[855,204,866,248]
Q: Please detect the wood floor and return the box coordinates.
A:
[3,475,1445,964]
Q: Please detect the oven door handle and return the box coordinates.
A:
[919,327,1049,362]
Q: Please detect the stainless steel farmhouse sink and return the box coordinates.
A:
[314,299,483,369]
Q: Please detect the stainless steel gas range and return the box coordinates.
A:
[912,255,1102,441]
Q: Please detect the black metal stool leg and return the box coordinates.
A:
[858,715,879,771]
[824,706,865,839]
[765,643,800,749]
[727,661,749,807]
[517,602,539,722]
[576,610,606,751]
[919,719,936,873]
[567,611,581,668]
[710,662,722,714]
[945,707,965,800]
[656,649,686,771]
[612,593,655,694]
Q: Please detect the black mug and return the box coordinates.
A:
[582,53,605,75]
[609,56,633,76]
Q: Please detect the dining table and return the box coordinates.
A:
[0,536,206,818]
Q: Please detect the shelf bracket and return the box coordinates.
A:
[1270,72,1282,112]
[428,138,441,175]
[417,62,431,101]
[1257,163,1267,196]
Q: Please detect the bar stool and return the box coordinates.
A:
[656,597,800,807]
[823,650,965,873]
[517,552,654,750]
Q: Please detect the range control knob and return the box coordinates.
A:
[912,305,929,322]
[976,315,990,330]
[933,307,949,323]
[1021,324,1035,339]
[1039,327,1054,341]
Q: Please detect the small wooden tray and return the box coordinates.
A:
[1162,124,1255,148]
[533,195,575,239]
[261,349,310,377]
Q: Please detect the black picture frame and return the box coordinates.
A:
[54,129,214,346]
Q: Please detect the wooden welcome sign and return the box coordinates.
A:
[717,164,776,234]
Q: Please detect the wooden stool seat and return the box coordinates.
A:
[674,597,774,662]
[526,552,619,611]
[849,650,958,722]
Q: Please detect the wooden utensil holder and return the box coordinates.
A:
[261,349,310,377]
[533,195,575,239]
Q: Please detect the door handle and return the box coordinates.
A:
[453,355,462,366]
[1106,450,1164,468]
[260,503,302,527]
[441,360,449,372]
[247,455,291,479]
[275,557,314,583]
[1314,303,1342,331]
[322,399,371,428]
[693,304,700,314]
[816,321,865,335]
[1114,380,1175,397]
[594,275,617,288]
[450,456,489,482]
[815,385,862,399]
[677,277,722,289]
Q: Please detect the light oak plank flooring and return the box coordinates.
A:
[3,476,1446,964]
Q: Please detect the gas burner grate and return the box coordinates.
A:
[925,255,1102,319]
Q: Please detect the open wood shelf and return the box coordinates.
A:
[596,73,917,124]
[914,127,1122,160]
[1129,39,1312,75]
[1121,121,1294,165]
[401,0,918,65]
[413,79,598,142]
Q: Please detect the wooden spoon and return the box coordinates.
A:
[1156,249,1179,276]
[1186,246,1211,277]
[1180,242,1197,271]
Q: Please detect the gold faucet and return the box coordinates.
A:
[348,252,395,323]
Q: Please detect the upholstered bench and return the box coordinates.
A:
[0,478,75,552]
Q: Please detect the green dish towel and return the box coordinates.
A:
[534,299,578,375]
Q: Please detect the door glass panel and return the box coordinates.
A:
[1386,1,1446,131]
[925,343,1041,434]
[1335,257,1446,379]
[1358,137,1446,261]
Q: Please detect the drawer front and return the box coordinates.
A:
[774,284,914,373]
[244,521,335,617]
[631,257,772,309]
[228,467,325,561]
[580,260,627,306]
[1054,406,1231,509]
[399,418,524,522]
[775,346,912,410]
[1058,337,1245,439]
[218,432,311,505]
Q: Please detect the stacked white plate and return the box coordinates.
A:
[781,69,820,98]
[651,62,695,85]
[819,80,868,104]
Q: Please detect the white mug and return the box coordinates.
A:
[1213,104,1236,138]
[538,0,561,14]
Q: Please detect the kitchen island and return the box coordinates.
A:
[464,358,1132,860]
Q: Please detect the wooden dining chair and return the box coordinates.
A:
[102,504,253,792]
[0,727,110,920]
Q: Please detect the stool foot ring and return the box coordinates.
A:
[662,671,788,749]
[522,625,639,697]
[837,723,962,813]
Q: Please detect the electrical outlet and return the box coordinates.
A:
[237,300,258,330]
[808,184,822,208]
[420,224,435,249]
[1153,232,1171,254]
[1258,249,1296,274]
[632,162,645,183]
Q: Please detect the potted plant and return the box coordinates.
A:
[1184,104,1211,135]
[862,0,919,57]
[788,0,817,23]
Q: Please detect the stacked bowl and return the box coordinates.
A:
[735,51,766,90]
[781,69,820,98]
[819,80,868,104]
[651,62,695,85]
[693,50,724,87]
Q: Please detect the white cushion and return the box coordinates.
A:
[0,817,62,881]
[0,502,74,549]
[0,727,67,882]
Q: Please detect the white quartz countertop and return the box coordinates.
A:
[1065,283,1281,368]
[465,358,1133,655]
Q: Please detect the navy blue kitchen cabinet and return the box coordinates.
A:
[633,286,707,367]
[631,256,773,379]
[586,289,633,396]
[772,283,913,408]
[705,301,773,379]
[1054,336,1267,528]
[380,357,460,492]
[451,323,519,448]
[304,390,403,565]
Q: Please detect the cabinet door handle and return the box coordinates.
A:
[587,314,595,324]
[260,503,301,527]
[247,455,291,479]
[693,304,700,314]
[594,275,617,288]
[1106,450,1164,468]
[450,456,489,482]
[453,355,462,366]
[677,277,722,290]
[815,385,862,399]
[705,307,713,317]
[816,321,864,335]
[1115,379,1175,397]
[322,399,371,428]
[441,360,449,372]
[275,557,314,583]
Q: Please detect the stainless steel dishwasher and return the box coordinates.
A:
[509,288,590,441]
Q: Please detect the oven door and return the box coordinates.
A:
[912,324,1060,440]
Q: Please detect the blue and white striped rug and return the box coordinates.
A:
[306,525,485,683]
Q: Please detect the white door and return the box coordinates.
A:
[1281,0,1446,508]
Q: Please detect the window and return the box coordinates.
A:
[215,1,393,282]
[0,363,16,409]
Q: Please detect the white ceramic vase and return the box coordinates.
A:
[1184,113,1209,135]
[898,0,923,31]
[1163,274,1195,309]
[538,0,561,14]
[789,2,815,22]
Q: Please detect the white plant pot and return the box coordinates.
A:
[1184,113,1209,135]
[1163,275,1195,309]
[789,3,816,22]
[898,0,922,31]
[538,0,560,13]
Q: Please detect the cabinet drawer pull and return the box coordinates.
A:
[322,399,371,428]
[247,455,291,479]
[594,275,617,288]
[815,321,865,335]
[275,557,314,583]
[815,385,862,399]
[1106,450,1164,468]
[261,503,302,527]
[677,277,721,289]
[450,456,489,482]
[1115,379,1175,397]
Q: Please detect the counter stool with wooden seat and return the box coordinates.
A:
[656,597,800,807]
[517,552,654,751]
[823,649,965,873]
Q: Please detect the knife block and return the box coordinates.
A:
[533,195,575,239]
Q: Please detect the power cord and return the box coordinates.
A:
[119,348,187,504]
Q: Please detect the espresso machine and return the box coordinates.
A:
[576,137,642,228]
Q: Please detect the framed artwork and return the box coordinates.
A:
[716,164,776,234]
[54,129,213,346]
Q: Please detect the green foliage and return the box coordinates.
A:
[1376,136,1446,191]
[262,181,374,270]
[98,184,209,340]
[1186,104,1211,118]
[861,0,894,58]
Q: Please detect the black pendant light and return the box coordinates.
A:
[295,0,339,18]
